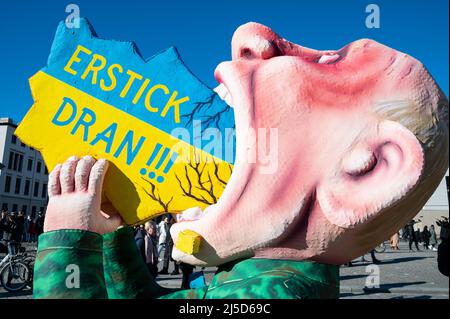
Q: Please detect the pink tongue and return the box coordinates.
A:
[318,54,340,64]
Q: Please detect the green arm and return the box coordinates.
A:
[33,229,107,299]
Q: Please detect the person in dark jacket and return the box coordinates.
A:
[4,212,20,255]
[0,210,8,240]
[35,212,45,236]
[23,215,32,242]
[421,226,431,249]
[407,220,420,251]
[0,211,11,241]
[180,262,196,289]
[134,225,146,262]
[437,218,449,277]
[14,211,25,242]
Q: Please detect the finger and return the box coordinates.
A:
[48,164,62,197]
[60,156,79,194]
[74,156,96,192]
[88,159,109,196]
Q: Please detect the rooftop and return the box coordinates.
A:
[0,117,18,128]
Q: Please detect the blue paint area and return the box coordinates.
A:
[189,271,206,289]
[146,143,163,166]
[154,147,170,170]
[156,176,164,183]
[163,152,178,174]
[44,18,235,164]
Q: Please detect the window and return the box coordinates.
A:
[18,155,23,172]
[11,135,17,144]
[33,182,40,197]
[40,207,45,213]
[12,204,18,212]
[22,205,27,214]
[14,177,21,194]
[37,161,42,173]
[4,176,11,193]
[27,158,33,171]
[31,206,36,216]
[13,153,19,171]
[8,151,24,172]
[24,180,31,196]
[8,152,13,170]
[41,183,47,198]
[44,167,48,175]
[21,142,26,147]
[2,203,8,211]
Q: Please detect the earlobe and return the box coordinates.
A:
[318,120,424,228]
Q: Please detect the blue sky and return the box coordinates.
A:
[0,0,448,123]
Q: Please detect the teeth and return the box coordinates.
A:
[318,54,340,64]
[176,206,204,222]
[214,83,234,108]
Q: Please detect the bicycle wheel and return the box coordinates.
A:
[0,261,30,292]
[22,255,35,288]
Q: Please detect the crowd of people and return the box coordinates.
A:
[394,219,439,251]
[1,207,441,285]
[0,209,45,255]
[346,219,442,267]
[133,214,197,289]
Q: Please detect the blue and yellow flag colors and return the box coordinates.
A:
[16,18,235,225]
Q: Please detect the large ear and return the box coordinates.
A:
[317,120,424,228]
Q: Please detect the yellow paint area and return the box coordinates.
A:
[176,229,202,255]
[15,71,232,225]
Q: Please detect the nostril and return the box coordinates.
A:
[238,36,280,60]
[240,48,254,59]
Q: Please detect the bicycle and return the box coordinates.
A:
[0,240,32,292]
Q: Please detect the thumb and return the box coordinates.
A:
[101,201,125,226]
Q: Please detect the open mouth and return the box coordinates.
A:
[212,47,344,110]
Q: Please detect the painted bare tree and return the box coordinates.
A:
[141,177,173,212]
[181,93,235,131]
[175,150,232,205]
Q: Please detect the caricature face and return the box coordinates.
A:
[171,23,449,266]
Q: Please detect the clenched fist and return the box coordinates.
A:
[44,155,124,234]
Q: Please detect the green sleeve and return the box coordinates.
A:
[102,226,179,299]
[33,229,107,299]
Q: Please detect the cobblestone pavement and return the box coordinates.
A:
[1,241,447,299]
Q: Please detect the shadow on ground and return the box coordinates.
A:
[362,281,427,294]
[0,288,32,299]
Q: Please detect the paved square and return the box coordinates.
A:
[1,241,447,299]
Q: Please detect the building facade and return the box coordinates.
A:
[414,169,449,237]
[0,118,48,217]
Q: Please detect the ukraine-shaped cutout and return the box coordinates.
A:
[15,18,236,225]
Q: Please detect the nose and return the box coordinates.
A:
[231,22,328,63]
[231,22,281,60]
